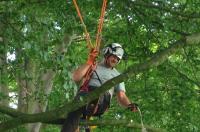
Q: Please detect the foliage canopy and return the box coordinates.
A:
[0,0,200,132]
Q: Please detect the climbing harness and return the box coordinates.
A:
[78,70,111,117]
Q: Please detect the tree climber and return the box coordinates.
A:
[61,43,138,132]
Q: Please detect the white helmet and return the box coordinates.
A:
[103,43,124,60]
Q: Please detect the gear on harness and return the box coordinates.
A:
[77,70,111,117]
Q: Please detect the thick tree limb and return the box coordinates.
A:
[0,107,164,132]
[43,118,164,132]
[0,33,199,131]
[79,120,164,132]
[0,105,26,117]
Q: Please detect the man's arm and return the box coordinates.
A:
[72,49,98,83]
[117,91,138,112]
[116,91,131,107]
[72,64,91,82]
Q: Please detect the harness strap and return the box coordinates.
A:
[85,70,103,115]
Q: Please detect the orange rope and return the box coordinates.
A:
[72,0,107,51]
[95,0,107,51]
[72,0,93,49]
[71,0,108,90]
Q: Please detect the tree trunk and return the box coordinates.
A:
[16,55,55,132]
[16,33,72,132]
[0,24,9,107]
[0,53,9,106]
[27,70,55,132]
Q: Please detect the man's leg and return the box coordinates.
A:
[61,109,82,132]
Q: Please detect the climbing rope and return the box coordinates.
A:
[95,0,107,51]
[72,0,93,49]
[72,0,107,52]
[72,0,108,89]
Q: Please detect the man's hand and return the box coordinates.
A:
[86,48,98,65]
[127,103,138,112]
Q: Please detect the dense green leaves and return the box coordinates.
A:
[0,0,200,131]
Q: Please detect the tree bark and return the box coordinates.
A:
[0,51,9,106]
[27,70,55,132]
[0,22,9,107]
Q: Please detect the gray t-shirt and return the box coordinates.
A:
[88,61,125,98]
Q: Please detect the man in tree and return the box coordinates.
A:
[61,43,138,132]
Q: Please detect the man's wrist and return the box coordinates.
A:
[127,103,138,112]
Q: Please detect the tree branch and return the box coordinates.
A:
[0,33,199,131]
[0,105,26,117]
[168,64,200,88]
[79,120,165,132]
